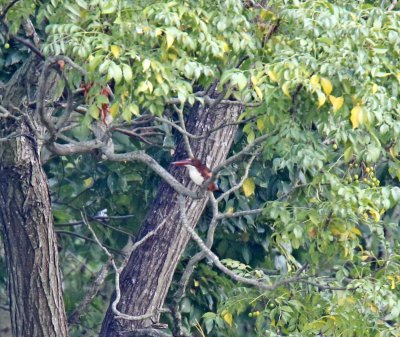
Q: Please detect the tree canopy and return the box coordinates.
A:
[1,0,400,337]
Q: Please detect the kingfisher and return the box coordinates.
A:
[172,157,218,191]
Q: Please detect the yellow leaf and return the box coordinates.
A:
[83,177,94,188]
[267,70,278,82]
[310,74,320,86]
[257,118,264,131]
[350,105,363,129]
[369,209,380,222]
[110,103,119,118]
[321,77,333,95]
[243,178,255,197]
[351,227,362,236]
[155,28,163,36]
[110,45,121,58]
[222,311,233,327]
[142,59,151,72]
[221,41,229,53]
[396,72,400,82]
[282,82,290,97]
[317,90,326,107]
[226,207,234,214]
[372,83,379,94]
[251,76,258,86]
[166,33,174,49]
[254,86,263,100]
[329,95,344,112]
[388,275,396,290]
[368,302,379,313]
[155,73,164,84]
[194,279,199,287]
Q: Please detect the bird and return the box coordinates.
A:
[172,157,218,191]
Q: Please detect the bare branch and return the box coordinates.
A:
[47,139,104,155]
[83,211,168,321]
[56,214,136,227]
[113,127,164,148]
[217,208,263,220]
[299,279,356,291]
[10,34,43,58]
[388,0,398,10]
[36,59,57,133]
[68,258,112,324]
[199,133,271,193]
[177,195,306,291]
[0,105,19,120]
[56,230,123,255]
[173,104,193,158]
[216,150,259,202]
[120,329,171,337]
[102,149,202,199]
[213,133,270,175]
[154,116,256,140]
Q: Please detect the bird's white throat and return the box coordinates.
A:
[185,165,205,186]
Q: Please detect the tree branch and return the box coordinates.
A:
[83,212,168,321]
[0,0,20,21]
[177,195,307,291]
[173,104,193,158]
[102,149,203,199]
[68,258,112,324]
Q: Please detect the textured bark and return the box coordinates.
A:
[100,102,242,336]
[0,56,69,337]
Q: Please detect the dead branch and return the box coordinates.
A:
[173,104,193,158]
[101,148,202,199]
[83,212,168,321]
[68,258,112,324]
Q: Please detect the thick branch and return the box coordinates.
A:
[102,149,202,199]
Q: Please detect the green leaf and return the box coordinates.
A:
[122,64,133,82]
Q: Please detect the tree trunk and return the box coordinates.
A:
[100,102,242,336]
[0,56,69,337]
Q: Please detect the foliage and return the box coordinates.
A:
[1,0,400,336]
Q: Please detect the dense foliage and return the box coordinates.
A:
[1,0,400,336]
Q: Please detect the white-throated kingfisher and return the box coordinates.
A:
[172,157,218,191]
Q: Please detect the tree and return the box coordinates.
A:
[1,1,400,337]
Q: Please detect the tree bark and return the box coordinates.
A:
[0,56,69,337]
[99,102,242,336]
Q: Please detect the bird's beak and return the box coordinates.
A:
[171,159,192,166]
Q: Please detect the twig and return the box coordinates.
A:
[113,127,164,147]
[55,214,136,227]
[177,195,307,291]
[199,132,272,192]
[299,279,356,291]
[56,230,123,255]
[0,0,20,21]
[154,116,256,140]
[173,104,193,158]
[68,258,112,324]
[47,139,104,155]
[388,0,397,10]
[82,211,168,321]
[216,150,259,202]
[102,148,202,199]
[217,208,263,220]
[11,34,44,59]
[0,105,19,120]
